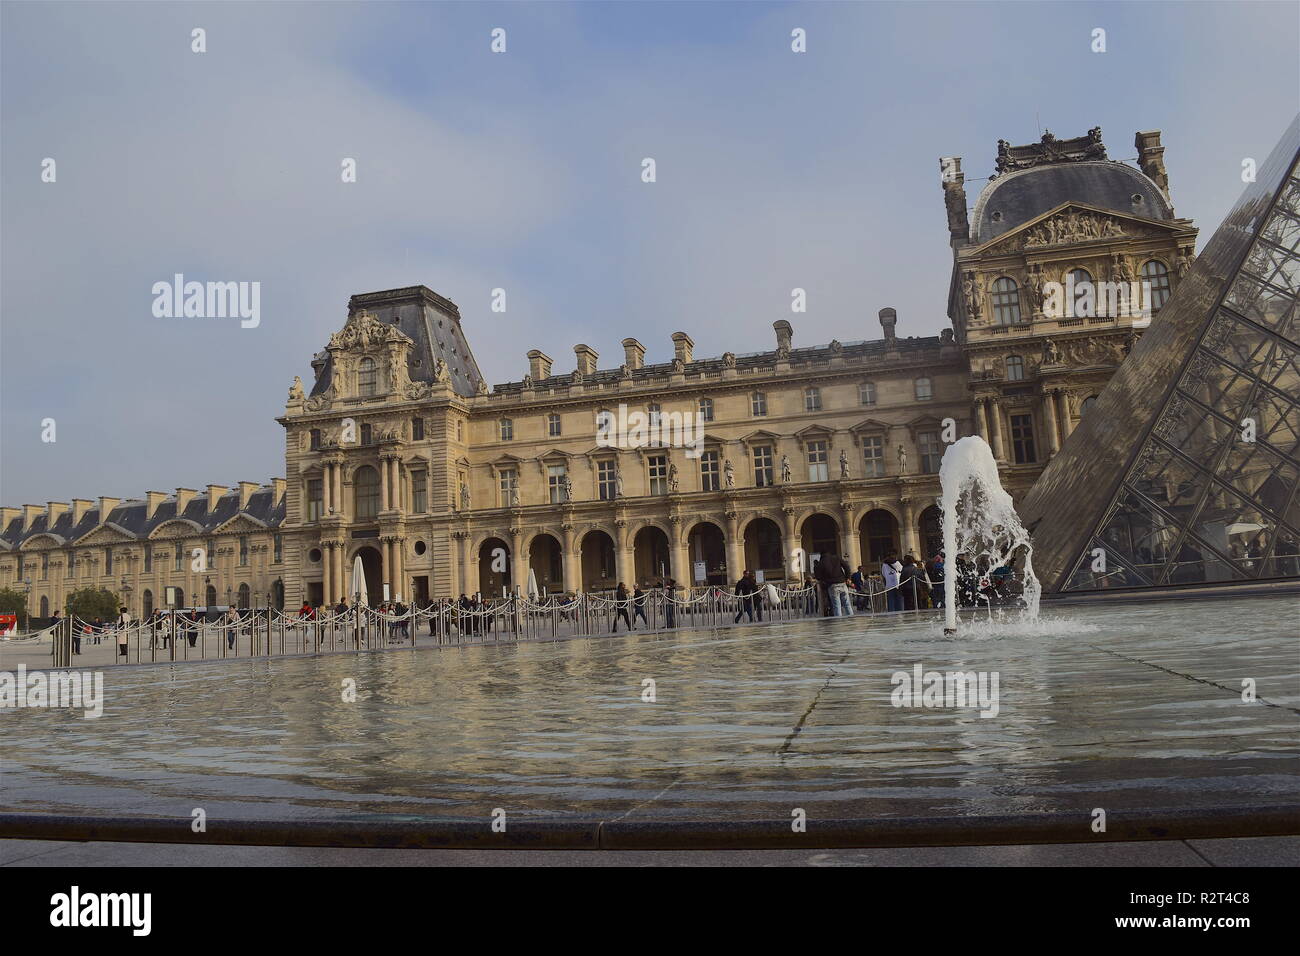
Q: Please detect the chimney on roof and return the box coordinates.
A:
[671,332,694,365]
[47,502,69,525]
[527,349,553,381]
[773,320,793,353]
[271,478,286,507]
[175,488,197,514]
[23,504,43,530]
[879,307,898,343]
[206,485,228,512]
[574,344,598,377]
[1135,130,1170,201]
[622,338,645,370]
[145,491,168,519]
[237,481,259,511]
[98,498,120,523]
[71,499,94,524]
[0,507,20,532]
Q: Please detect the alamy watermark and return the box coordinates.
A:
[891,663,1000,718]
[596,404,704,458]
[1042,275,1154,327]
[0,664,103,718]
[152,274,260,328]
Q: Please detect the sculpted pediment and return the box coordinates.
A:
[76,522,136,545]
[974,202,1185,256]
[213,513,269,534]
[149,518,205,539]
[19,532,66,550]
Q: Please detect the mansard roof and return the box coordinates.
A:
[0,485,285,550]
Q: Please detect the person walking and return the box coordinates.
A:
[611,583,633,632]
[881,552,903,612]
[116,606,131,659]
[733,570,762,623]
[631,585,648,628]
[224,606,239,651]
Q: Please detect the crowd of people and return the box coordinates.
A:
[800,549,1019,617]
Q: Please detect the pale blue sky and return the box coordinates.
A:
[3,0,1297,504]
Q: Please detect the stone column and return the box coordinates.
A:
[1043,389,1061,456]
[613,521,631,587]
[333,463,344,518]
[322,464,333,515]
[336,544,348,603]
[562,525,580,594]
[458,533,472,596]
[510,528,524,597]
[974,399,989,442]
[1056,390,1072,443]
[322,545,332,605]
[383,537,395,598]
[900,497,918,558]
[668,518,689,587]
[782,508,800,580]
[987,399,1006,461]
[380,458,391,513]
[725,513,743,584]
[394,538,406,602]
[840,506,861,570]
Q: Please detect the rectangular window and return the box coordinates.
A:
[174,542,183,572]
[805,387,821,411]
[700,451,720,491]
[597,461,617,500]
[1010,414,1037,464]
[41,553,48,580]
[104,548,113,576]
[859,382,877,406]
[412,417,425,441]
[360,423,372,445]
[807,440,829,482]
[411,470,427,514]
[548,465,567,504]
[918,432,943,474]
[307,478,323,522]
[500,418,513,441]
[273,534,282,564]
[456,419,464,442]
[310,429,321,451]
[206,539,216,572]
[862,436,885,477]
[67,552,76,578]
[915,377,933,401]
[548,414,562,437]
[751,392,767,417]
[143,546,152,573]
[648,455,668,495]
[500,467,519,506]
[753,445,774,487]
[239,536,249,567]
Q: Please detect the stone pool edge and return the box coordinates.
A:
[2,805,1297,851]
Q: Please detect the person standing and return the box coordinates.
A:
[881,552,903,612]
[116,606,131,659]
[927,552,946,609]
[611,583,633,632]
[662,579,677,629]
[631,585,648,628]
[733,570,762,623]
[224,606,239,651]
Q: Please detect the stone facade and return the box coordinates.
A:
[1,127,1198,617]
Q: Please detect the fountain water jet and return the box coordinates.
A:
[938,436,1040,633]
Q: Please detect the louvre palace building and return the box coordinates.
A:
[2,128,1207,616]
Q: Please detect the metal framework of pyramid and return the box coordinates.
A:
[1019,116,1300,592]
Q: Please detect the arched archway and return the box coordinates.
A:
[859,509,900,565]
[237,583,251,609]
[271,578,285,611]
[580,530,616,592]
[918,505,943,559]
[633,525,670,586]
[477,537,510,597]
[528,533,563,594]
[800,513,841,576]
[206,584,217,607]
[351,545,383,604]
[686,521,727,585]
[142,589,154,618]
[743,516,785,581]
[39,595,49,618]
[171,587,184,609]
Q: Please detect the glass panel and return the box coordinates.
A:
[1129,440,1212,516]
[1242,238,1300,294]
[1250,389,1300,459]
[1186,483,1278,581]
[1260,203,1300,252]
[1216,434,1299,520]
[1154,393,1234,468]
[1062,538,1150,591]
[1096,489,1181,581]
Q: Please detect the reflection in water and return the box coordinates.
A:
[3,596,1297,823]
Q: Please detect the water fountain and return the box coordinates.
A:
[938,436,1041,634]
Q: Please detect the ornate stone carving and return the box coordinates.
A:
[1024,210,1124,247]
[722,351,736,369]
[288,376,304,402]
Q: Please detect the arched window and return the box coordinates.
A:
[1142,260,1172,313]
[1006,355,1025,381]
[237,583,251,609]
[354,465,380,519]
[991,277,1022,325]
[357,357,377,397]
[914,377,933,401]
[1081,395,1098,417]
[142,589,154,618]
[206,584,217,606]
[698,397,714,422]
[1068,268,1093,317]
[859,382,877,406]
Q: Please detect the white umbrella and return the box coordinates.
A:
[350,555,368,606]
[526,567,540,600]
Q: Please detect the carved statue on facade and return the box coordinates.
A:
[460,482,471,511]
[667,463,679,492]
[780,455,791,483]
[288,376,304,402]
[476,379,489,396]
[839,449,850,479]
[722,351,736,369]
[614,465,624,498]
[963,272,982,322]
[1042,337,1062,365]
[897,444,908,474]
[723,458,735,488]
[561,473,573,502]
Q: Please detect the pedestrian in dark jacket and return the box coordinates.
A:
[611,583,633,632]
[733,570,762,623]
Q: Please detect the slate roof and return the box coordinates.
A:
[972,161,1174,243]
[1,485,285,550]
[310,286,485,399]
